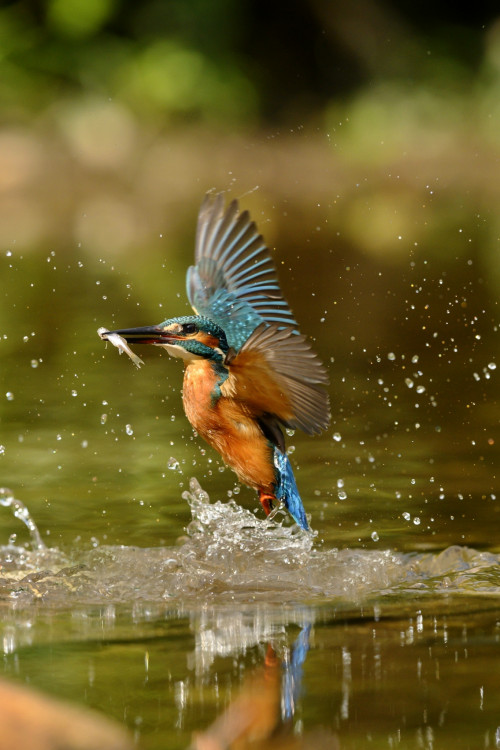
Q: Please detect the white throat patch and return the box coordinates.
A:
[158,343,202,362]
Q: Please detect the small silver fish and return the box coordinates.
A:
[98,327,145,369]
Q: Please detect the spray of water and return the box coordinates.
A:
[0,488,45,551]
[0,480,499,607]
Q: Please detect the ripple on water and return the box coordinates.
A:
[0,479,499,607]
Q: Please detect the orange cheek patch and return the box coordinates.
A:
[197,332,220,348]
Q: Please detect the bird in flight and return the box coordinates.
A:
[100,194,330,530]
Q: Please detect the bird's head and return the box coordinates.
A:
[106,315,230,363]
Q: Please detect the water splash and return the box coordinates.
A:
[0,481,499,607]
[0,488,46,550]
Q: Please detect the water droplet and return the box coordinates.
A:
[337,478,344,488]
[405,378,414,388]
[413,517,421,525]
[23,336,29,343]
[488,362,496,370]
[100,414,108,425]
[0,445,5,456]
[387,352,396,361]
[0,488,45,548]
[30,359,39,368]
[125,424,133,436]
[411,355,419,364]
[402,512,411,521]
[371,531,379,541]
[71,389,78,397]
[332,432,342,442]
[338,490,347,500]
[167,457,180,471]
[5,392,14,401]
[416,385,426,394]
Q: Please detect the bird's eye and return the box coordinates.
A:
[183,323,198,335]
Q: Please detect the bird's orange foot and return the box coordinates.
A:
[259,492,275,516]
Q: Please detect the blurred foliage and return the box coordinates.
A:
[0,0,498,126]
[0,0,258,126]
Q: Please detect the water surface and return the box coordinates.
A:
[0,223,499,749]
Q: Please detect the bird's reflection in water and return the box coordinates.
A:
[280,625,310,722]
[191,624,339,750]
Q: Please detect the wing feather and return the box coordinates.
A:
[227,323,330,435]
[187,194,297,351]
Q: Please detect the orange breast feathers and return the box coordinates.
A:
[181,359,276,494]
[220,349,295,425]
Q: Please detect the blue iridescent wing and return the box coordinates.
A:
[186,193,297,351]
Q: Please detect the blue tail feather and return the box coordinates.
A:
[273,448,309,531]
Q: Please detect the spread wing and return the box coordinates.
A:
[226,323,330,435]
[186,193,297,352]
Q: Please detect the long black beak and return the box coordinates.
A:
[105,326,170,344]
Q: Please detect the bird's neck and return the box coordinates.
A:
[184,358,229,406]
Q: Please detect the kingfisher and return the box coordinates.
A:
[102,194,330,530]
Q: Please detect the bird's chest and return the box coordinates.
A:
[181,360,274,492]
[182,361,224,436]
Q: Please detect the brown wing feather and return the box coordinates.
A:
[224,323,330,435]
